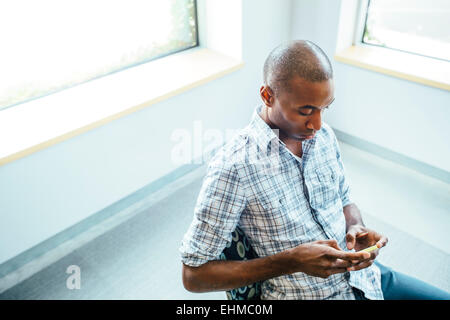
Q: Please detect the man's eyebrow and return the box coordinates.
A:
[298,98,335,110]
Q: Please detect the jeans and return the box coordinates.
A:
[353,262,450,300]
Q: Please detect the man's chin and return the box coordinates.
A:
[292,135,306,141]
[296,133,316,140]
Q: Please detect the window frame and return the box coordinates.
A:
[0,0,244,166]
[354,0,449,63]
[334,0,450,92]
[1,0,200,112]
[354,0,370,47]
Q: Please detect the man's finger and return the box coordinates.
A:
[333,249,370,262]
[332,258,353,269]
[356,231,369,238]
[346,229,369,250]
[376,235,389,248]
[347,260,374,272]
[345,232,356,250]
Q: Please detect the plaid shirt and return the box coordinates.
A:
[180,104,383,300]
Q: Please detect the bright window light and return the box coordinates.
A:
[0,0,198,111]
[362,0,450,61]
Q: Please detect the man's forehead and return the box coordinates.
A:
[280,76,334,106]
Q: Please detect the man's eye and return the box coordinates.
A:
[298,108,313,115]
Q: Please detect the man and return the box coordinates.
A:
[179,40,450,300]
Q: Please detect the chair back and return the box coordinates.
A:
[220,226,261,300]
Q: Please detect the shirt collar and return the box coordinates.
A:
[248,104,317,157]
[249,104,286,149]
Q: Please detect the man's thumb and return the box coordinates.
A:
[346,232,356,250]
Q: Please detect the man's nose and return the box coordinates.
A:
[306,111,322,131]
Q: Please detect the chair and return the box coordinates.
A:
[220,226,262,300]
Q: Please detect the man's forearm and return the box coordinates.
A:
[343,203,365,231]
[182,250,294,293]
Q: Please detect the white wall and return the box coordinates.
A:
[0,0,292,264]
[291,0,450,172]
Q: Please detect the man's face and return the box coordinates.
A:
[261,76,335,142]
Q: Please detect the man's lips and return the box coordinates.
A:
[300,132,315,139]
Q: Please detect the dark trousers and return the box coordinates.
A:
[353,262,450,300]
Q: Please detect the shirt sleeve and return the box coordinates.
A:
[332,133,353,208]
[179,161,247,267]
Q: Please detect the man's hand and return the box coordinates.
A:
[345,225,388,271]
[182,239,372,292]
[287,239,370,279]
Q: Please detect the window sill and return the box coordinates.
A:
[0,48,244,166]
[334,45,450,92]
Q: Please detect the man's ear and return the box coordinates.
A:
[260,85,274,106]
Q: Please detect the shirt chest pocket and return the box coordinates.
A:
[248,192,306,241]
[310,163,340,210]
[252,191,284,212]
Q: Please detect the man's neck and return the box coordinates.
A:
[259,105,303,158]
[284,139,303,158]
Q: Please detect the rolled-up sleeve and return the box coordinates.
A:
[179,161,247,267]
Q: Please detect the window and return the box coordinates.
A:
[361,0,450,61]
[0,0,198,111]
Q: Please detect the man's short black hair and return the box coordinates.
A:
[263,40,333,96]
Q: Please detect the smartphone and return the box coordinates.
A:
[359,245,379,253]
